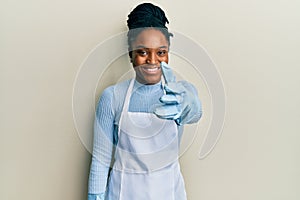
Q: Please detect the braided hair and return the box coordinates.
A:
[127,3,173,57]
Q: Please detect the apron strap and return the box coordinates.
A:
[121,78,135,114]
[118,78,135,135]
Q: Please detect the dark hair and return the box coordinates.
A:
[127,3,173,57]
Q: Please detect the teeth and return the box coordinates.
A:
[145,67,159,72]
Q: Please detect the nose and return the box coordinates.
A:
[146,52,159,65]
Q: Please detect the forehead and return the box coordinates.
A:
[132,29,168,49]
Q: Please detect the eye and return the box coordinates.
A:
[157,50,167,56]
[136,49,147,56]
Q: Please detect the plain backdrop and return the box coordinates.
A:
[1,0,299,200]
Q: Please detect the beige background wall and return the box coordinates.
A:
[1,0,299,200]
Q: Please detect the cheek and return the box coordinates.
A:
[132,55,144,66]
[159,54,169,63]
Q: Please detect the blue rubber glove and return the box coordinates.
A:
[88,193,105,200]
[154,62,202,125]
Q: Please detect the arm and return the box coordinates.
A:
[88,87,116,199]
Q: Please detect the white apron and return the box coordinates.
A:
[106,79,187,200]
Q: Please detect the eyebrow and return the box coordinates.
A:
[134,45,168,49]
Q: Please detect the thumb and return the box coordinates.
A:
[161,62,176,84]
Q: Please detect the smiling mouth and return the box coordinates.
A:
[144,67,160,72]
[140,65,161,73]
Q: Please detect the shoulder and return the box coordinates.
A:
[96,79,131,110]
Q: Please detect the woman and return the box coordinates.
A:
[88,3,202,200]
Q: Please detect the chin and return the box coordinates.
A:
[139,77,161,85]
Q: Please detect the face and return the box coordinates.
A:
[130,29,169,85]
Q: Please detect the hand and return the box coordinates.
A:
[154,62,201,125]
[88,193,105,200]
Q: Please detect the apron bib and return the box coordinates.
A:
[106,79,186,200]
